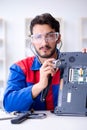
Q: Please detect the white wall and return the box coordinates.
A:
[0,0,87,75]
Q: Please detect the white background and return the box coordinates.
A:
[0,0,87,75]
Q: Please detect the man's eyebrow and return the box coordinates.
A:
[32,31,55,36]
[46,31,55,35]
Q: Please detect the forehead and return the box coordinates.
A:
[32,24,55,34]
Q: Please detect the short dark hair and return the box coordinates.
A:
[30,13,60,34]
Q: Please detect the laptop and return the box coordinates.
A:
[54,52,87,116]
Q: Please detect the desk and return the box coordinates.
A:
[0,111,87,130]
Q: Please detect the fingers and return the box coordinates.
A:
[41,58,57,76]
[44,65,56,76]
[82,48,87,53]
[42,58,55,68]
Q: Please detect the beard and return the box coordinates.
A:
[35,45,57,58]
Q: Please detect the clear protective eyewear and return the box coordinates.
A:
[30,32,59,44]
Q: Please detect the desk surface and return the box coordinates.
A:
[0,111,87,130]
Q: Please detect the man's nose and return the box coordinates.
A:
[41,36,48,45]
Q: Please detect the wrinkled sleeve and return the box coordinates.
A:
[3,64,34,112]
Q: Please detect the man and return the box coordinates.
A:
[3,13,86,112]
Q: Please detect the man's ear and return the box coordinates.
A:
[56,34,61,44]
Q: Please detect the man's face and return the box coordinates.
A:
[31,24,59,58]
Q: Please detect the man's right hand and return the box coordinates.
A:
[39,58,57,89]
[31,58,58,98]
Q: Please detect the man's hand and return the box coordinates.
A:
[39,58,57,89]
[32,58,57,98]
[82,48,87,53]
